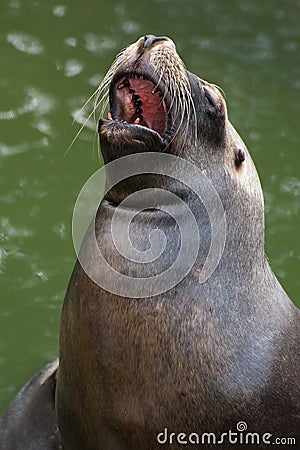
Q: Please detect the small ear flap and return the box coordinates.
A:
[234,148,246,168]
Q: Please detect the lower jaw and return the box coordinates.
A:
[98,118,167,162]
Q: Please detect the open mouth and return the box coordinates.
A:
[108,75,167,137]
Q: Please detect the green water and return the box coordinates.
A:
[0,0,299,414]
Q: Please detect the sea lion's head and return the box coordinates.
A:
[98,35,228,162]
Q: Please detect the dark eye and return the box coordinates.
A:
[201,84,226,144]
[234,148,246,168]
[204,87,216,110]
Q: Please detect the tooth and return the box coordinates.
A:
[152,87,159,94]
[129,88,135,93]
[117,79,130,89]
[134,117,141,124]
[132,94,140,101]
[135,107,142,115]
[107,112,112,120]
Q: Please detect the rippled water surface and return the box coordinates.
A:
[0,0,299,413]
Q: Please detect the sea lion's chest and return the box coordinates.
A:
[58,203,296,448]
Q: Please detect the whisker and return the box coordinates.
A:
[65,47,131,156]
[212,83,226,99]
[72,85,102,126]
[63,107,99,158]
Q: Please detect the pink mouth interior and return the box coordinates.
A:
[114,78,166,136]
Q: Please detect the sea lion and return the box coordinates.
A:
[0,360,61,449]
[1,35,299,449]
[56,35,300,449]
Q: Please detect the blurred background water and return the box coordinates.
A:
[0,0,299,414]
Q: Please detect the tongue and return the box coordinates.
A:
[129,79,166,135]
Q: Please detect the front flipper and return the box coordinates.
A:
[0,359,61,450]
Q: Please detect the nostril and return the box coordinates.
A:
[142,35,168,51]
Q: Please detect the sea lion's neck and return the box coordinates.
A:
[98,180,265,282]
